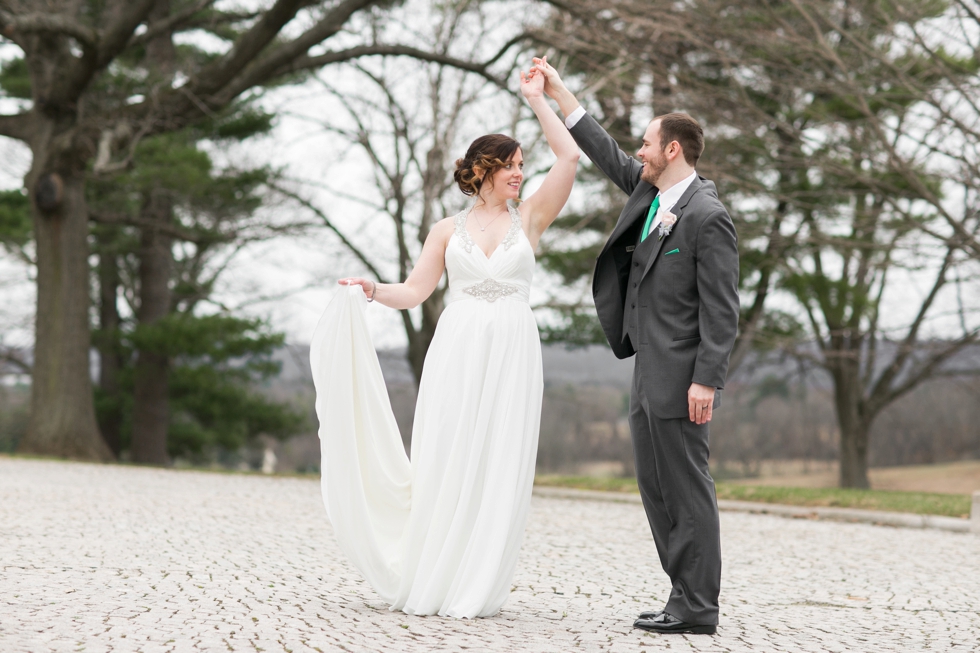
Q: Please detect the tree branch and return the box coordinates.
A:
[868,245,955,403]
[875,333,980,412]
[191,0,332,97]
[0,346,31,375]
[214,0,380,103]
[273,44,508,90]
[0,10,97,48]
[93,0,158,69]
[268,182,387,283]
[126,2,505,143]
[90,211,219,244]
[49,0,157,106]
[128,0,219,47]
[0,111,32,143]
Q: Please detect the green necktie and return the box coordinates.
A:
[640,195,661,242]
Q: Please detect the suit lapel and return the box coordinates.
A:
[598,183,657,257]
[640,176,704,282]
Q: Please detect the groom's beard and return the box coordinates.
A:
[640,154,668,187]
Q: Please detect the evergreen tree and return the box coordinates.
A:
[0,43,307,463]
[87,116,308,462]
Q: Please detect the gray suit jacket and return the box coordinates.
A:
[571,113,740,419]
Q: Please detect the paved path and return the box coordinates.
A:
[2,457,978,652]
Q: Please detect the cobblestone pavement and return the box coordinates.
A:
[2,457,979,653]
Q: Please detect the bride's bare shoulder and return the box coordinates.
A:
[434,215,461,234]
[425,215,458,247]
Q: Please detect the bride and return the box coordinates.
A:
[310,58,578,618]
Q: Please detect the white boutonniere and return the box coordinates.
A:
[658,210,678,240]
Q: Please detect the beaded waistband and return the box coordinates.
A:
[448,278,529,304]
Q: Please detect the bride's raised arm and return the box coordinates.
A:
[519,57,580,244]
[337,217,453,310]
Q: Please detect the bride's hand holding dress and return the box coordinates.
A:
[336,217,454,309]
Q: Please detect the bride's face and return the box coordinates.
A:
[485,150,524,200]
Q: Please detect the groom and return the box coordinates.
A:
[537,60,739,635]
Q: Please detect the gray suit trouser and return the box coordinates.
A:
[630,365,721,625]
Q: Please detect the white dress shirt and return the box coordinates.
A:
[647,170,697,238]
[564,106,587,129]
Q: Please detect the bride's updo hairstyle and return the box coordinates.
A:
[453,134,522,198]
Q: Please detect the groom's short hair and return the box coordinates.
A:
[657,113,704,167]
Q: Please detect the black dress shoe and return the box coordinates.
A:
[633,611,716,635]
[637,609,663,620]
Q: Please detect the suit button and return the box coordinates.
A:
[633,283,637,288]
[631,303,636,308]
[634,262,639,267]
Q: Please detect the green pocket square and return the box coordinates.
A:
[664,248,680,256]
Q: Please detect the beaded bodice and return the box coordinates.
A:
[453,206,523,256]
[445,205,534,304]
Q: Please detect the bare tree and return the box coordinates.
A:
[539,0,980,486]
[722,0,980,487]
[0,0,505,460]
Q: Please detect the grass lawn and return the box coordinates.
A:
[533,475,973,519]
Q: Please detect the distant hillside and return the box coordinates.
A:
[276,343,636,389]
[278,339,980,391]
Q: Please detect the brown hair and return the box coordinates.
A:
[453,134,522,197]
[657,113,704,167]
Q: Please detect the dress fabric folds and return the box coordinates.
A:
[310,206,543,618]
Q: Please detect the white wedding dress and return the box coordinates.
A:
[310,206,542,618]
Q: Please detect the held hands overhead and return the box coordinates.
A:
[519,60,545,100]
[521,55,569,101]
[527,56,568,101]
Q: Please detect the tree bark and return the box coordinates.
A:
[130,0,175,466]
[19,161,112,461]
[94,228,123,456]
[130,189,173,465]
[831,357,871,488]
[838,419,871,489]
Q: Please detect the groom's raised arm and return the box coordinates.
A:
[533,57,644,197]
[568,113,645,197]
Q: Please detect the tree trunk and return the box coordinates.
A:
[130,190,173,465]
[839,419,871,489]
[130,0,177,466]
[832,362,871,488]
[19,163,112,461]
[95,228,124,456]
